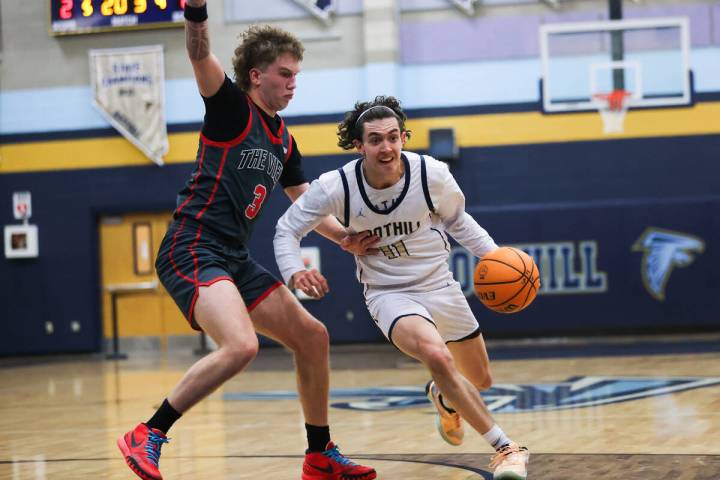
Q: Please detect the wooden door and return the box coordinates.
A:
[99,212,193,340]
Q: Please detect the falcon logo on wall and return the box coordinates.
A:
[632,227,704,301]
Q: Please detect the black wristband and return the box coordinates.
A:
[184,3,208,22]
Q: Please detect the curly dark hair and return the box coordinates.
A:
[337,96,411,150]
[232,25,305,92]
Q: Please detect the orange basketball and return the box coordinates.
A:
[473,246,540,314]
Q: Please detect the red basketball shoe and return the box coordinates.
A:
[117,423,169,480]
[302,442,376,480]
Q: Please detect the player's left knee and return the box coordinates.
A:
[477,372,493,390]
[467,370,493,390]
[308,318,329,345]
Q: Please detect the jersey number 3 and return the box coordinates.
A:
[245,184,268,219]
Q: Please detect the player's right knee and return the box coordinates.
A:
[422,345,454,376]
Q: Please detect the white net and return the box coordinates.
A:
[593,90,631,134]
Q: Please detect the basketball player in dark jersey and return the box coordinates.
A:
[117,2,377,479]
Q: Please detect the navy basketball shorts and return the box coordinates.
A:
[155,216,282,331]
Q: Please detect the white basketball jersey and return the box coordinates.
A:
[336,152,453,290]
[274,151,497,292]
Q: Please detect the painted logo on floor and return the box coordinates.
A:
[224,376,720,412]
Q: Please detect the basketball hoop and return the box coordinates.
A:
[592,90,632,134]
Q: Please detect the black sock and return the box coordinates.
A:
[305,423,331,452]
[146,399,182,434]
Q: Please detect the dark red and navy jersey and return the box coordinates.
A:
[174,75,306,244]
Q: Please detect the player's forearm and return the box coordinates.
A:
[313,216,347,245]
[184,1,210,61]
[273,227,306,286]
[274,193,328,284]
[184,2,224,97]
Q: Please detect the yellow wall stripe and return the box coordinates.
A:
[0,134,201,174]
[2,102,719,174]
[296,101,720,154]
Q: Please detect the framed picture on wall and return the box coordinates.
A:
[4,224,39,259]
[132,222,153,275]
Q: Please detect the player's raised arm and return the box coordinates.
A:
[184,0,225,97]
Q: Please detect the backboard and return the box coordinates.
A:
[540,17,692,113]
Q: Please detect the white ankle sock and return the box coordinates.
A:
[482,424,511,450]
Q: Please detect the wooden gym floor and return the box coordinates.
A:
[1,336,719,479]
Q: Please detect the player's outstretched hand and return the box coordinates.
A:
[341,231,380,256]
[291,269,330,298]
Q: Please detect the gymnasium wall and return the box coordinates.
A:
[1,0,720,355]
[2,99,719,355]
[251,129,720,342]
[5,1,720,132]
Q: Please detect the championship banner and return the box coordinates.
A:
[89,45,168,166]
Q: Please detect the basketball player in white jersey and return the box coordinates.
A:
[274,96,530,480]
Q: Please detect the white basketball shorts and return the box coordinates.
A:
[365,281,480,345]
